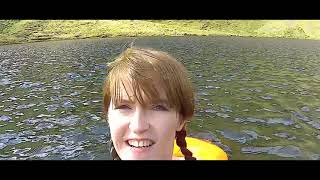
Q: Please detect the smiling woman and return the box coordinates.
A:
[102,46,196,160]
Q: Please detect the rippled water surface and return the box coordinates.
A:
[1,36,320,160]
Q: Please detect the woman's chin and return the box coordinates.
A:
[119,147,152,160]
[122,154,154,160]
[121,150,170,160]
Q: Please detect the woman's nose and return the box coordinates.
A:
[129,108,150,134]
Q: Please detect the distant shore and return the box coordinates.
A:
[1,20,319,46]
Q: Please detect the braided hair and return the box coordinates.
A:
[175,127,196,160]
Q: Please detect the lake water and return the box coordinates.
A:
[1,36,320,160]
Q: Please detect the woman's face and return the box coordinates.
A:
[107,80,185,160]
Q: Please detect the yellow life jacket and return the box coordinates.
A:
[173,137,228,160]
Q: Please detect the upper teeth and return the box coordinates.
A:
[128,140,153,147]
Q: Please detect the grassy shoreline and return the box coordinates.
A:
[1,20,320,46]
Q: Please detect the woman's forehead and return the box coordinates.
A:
[119,78,167,102]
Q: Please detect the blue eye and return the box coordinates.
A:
[152,105,168,111]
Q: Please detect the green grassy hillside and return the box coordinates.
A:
[1,20,319,45]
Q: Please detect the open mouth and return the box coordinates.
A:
[126,139,155,148]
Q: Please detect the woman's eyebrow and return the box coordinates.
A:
[153,99,169,105]
[119,99,134,104]
[118,98,169,106]
[118,95,134,102]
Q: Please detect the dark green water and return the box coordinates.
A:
[1,36,320,160]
